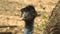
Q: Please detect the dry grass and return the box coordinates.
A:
[0,0,58,34]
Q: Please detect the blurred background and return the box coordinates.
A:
[0,0,58,34]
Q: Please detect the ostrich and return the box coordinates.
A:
[20,5,37,34]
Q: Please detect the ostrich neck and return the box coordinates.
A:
[24,20,34,34]
[25,20,34,29]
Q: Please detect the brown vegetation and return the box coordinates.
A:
[0,0,58,34]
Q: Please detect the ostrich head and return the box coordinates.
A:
[20,5,37,21]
